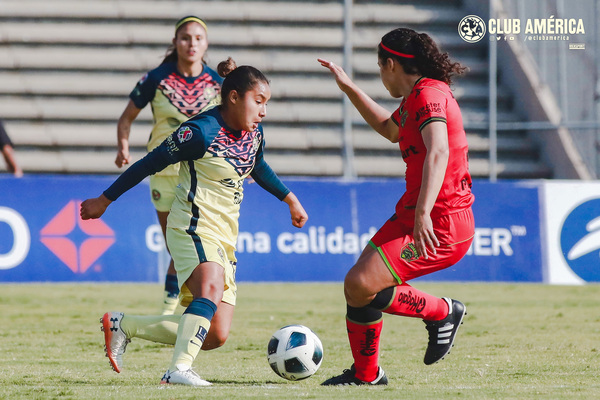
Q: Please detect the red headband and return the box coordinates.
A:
[379,42,415,59]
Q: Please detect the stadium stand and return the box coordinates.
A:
[0,0,552,178]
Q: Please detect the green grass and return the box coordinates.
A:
[1,282,599,399]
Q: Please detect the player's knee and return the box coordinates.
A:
[201,332,228,350]
[343,269,369,305]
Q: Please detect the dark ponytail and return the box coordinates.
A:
[217,57,270,108]
[378,28,467,85]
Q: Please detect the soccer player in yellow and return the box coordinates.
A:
[115,16,223,315]
[81,58,308,386]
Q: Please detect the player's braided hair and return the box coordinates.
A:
[217,57,270,109]
[378,28,466,85]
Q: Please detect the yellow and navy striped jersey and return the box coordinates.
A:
[130,62,223,177]
[104,107,289,248]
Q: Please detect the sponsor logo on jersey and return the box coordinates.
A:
[415,103,442,122]
[401,145,419,160]
[152,189,161,201]
[177,126,193,143]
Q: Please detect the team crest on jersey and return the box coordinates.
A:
[138,73,148,85]
[177,126,193,143]
[252,135,260,152]
[400,243,419,262]
[400,111,409,127]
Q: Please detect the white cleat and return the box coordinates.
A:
[100,311,130,373]
[160,364,212,386]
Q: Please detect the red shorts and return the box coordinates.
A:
[370,208,474,284]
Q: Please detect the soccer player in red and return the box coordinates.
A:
[318,27,474,385]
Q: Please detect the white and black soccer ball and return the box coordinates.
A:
[267,324,324,381]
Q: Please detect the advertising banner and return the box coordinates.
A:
[0,175,162,283]
[237,179,543,283]
[1,175,544,283]
[542,181,600,284]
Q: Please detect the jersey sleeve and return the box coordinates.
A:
[0,120,12,147]
[129,71,158,109]
[103,144,174,201]
[412,87,448,131]
[250,135,290,201]
[103,123,208,201]
[205,65,224,86]
[164,123,209,162]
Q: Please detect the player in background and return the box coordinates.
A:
[318,27,474,385]
[115,16,223,315]
[0,120,23,177]
[81,58,308,386]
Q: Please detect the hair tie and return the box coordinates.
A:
[380,42,415,59]
[175,16,208,33]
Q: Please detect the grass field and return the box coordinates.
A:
[1,282,599,399]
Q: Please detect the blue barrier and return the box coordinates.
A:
[0,175,543,283]
[238,179,543,283]
[0,175,159,282]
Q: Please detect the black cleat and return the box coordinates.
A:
[423,298,466,365]
[321,364,388,386]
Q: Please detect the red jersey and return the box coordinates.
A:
[391,77,474,220]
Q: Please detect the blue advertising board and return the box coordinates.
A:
[0,175,161,282]
[237,179,543,283]
[0,175,543,283]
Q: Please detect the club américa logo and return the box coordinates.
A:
[177,126,193,143]
[459,15,486,43]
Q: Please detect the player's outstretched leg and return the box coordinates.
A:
[100,312,130,373]
[423,298,466,365]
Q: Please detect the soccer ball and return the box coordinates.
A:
[267,325,324,381]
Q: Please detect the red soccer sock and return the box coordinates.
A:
[346,317,383,382]
[380,283,449,321]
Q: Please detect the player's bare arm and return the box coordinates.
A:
[317,58,398,143]
[413,121,449,259]
[115,100,142,168]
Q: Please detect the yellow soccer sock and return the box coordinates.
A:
[162,291,180,315]
[169,313,211,370]
[120,314,180,345]
[168,298,217,371]
[162,274,180,315]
